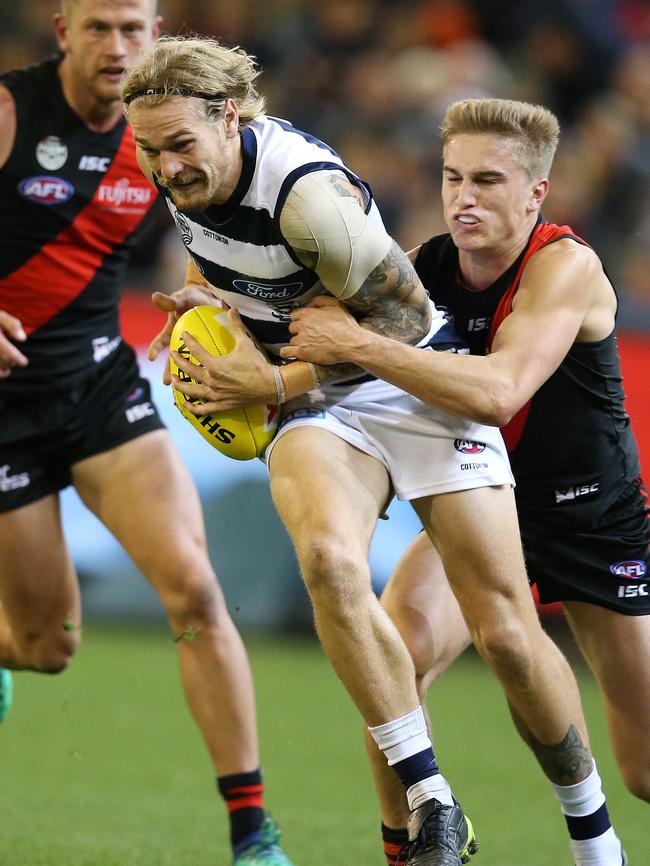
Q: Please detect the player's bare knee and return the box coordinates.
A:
[472,622,535,688]
[621,764,650,803]
[390,610,433,681]
[160,576,222,630]
[299,539,368,610]
[21,629,80,674]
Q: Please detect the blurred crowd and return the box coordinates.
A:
[2,0,649,328]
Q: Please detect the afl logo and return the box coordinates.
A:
[18,175,74,205]
[36,135,68,170]
[610,560,647,579]
[454,439,486,455]
[175,212,193,245]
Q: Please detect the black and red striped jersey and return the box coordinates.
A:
[0,56,157,395]
[414,220,641,525]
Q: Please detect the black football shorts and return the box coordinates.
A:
[519,478,650,615]
[0,344,165,512]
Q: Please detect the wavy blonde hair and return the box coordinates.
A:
[121,35,266,128]
[441,98,560,179]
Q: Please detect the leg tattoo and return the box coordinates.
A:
[526,724,593,785]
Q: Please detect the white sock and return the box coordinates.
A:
[368,708,453,809]
[551,762,605,817]
[570,829,624,866]
[406,772,454,810]
[552,762,624,866]
[368,707,432,765]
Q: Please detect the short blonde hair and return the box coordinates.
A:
[441,98,560,179]
[61,0,158,16]
[121,35,266,128]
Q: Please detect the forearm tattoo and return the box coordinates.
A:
[313,360,364,384]
[525,724,593,785]
[346,241,431,345]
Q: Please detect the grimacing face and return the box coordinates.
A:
[54,0,161,105]
[442,133,546,257]
[129,96,243,211]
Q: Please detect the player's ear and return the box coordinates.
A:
[151,15,163,40]
[223,98,240,138]
[528,178,548,213]
[52,13,69,52]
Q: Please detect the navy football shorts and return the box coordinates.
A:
[0,345,165,512]
[519,478,650,615]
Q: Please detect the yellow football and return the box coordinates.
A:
[169,305,279,460]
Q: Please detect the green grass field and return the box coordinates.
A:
[0,623,645,866]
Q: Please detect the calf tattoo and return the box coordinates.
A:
[526,724,593,785]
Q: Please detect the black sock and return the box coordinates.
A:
[217,769,265,853]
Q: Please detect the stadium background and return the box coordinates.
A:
[1,0,647,630]
[1,3,649,864]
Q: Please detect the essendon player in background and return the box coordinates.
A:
[285,99,646,866]
[0,2,295,864]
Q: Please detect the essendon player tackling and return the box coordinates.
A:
[286,98,645,866]
[0,3,296,864]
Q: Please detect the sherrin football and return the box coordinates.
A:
[169,305,279,460]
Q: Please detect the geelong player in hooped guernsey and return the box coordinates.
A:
[156,114,462,367]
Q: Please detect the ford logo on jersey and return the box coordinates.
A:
[18,175,74,205]
[454,439,486,455]
[233,279,304,300]
[610,560,647,579]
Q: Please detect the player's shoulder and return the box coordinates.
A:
[529,233,602,279]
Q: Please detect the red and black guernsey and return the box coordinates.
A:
[414,220,641,525]
[0,56,156,395]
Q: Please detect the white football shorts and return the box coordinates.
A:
[264,376,514,501]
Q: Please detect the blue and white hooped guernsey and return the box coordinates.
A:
[160,116,463,374]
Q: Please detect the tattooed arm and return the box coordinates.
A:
[279,169,432,386]
[165,170,432,413]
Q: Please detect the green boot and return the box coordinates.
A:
[233,817,296,866]
[0,669,13,721]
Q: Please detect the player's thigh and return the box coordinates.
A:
[380,531,471,686]
[268,426,391,560]
[412,484,536,629]
[564,602,650,769]
[0,495,80,629]
[71,429,210,586]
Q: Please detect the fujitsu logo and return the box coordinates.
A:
[95,177,152,212]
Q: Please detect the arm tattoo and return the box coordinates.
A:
[328,173,366,205]
[346,241,432,345]
[524,724,593,785]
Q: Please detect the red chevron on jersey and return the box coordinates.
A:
[0,124,155,335]
[487,222,590,452]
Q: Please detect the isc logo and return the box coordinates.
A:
[126,402,154,424]
[618,584,648,598]
[79,155,110,171]
[467,316,490,332]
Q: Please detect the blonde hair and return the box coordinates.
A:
[121,35,266,128]
[61,0,158,16]
[441,98,560,179]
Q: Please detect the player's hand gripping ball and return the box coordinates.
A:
[169,306,279,460]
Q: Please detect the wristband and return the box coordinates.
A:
[307,362,321,388]
[271,364,286,404]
